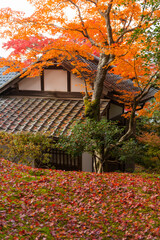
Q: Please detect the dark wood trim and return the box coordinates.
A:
[100,100,110,117]
[44,66,64,70]
[122,103,125,114]
[107,102,110,120]
[110,99,124,108]
[14,83,19,91]
[78,154,82,171]
[41,71,44,91]
[67,71,71,92]
[43,148,82,171]
[7,89,83,99]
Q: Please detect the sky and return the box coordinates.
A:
[0,0,75,57]
[0,0,34,56]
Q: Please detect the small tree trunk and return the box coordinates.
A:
[119,101,138,142]
[93,156,103,173]
[93,151,104,173]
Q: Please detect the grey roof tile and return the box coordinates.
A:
[0,97,110,135]
[0,66,19,88]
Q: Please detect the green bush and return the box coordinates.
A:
[107,139,142,173]
[136,113,160,173]
[118,139,142,163]
[0,131,55,167]
[135,144,160,173]
[117,138,160,174]
[58,118,123,155]
[57,118,126,172]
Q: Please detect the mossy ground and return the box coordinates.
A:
[0,158,159,239]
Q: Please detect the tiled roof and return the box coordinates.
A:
[0,97,109,135]
[141,88,158,102]
[104,73,158,102]
[62,56,97,73]
[104,73,139,93]
[0,66,19,88]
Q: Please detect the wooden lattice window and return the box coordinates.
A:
[50,149,82,171]
[35,148,82,171]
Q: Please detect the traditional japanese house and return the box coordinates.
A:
[0,56,156,172]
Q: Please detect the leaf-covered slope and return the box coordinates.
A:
[0,159,159,240]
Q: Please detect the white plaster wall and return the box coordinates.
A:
[71,73,85,92]
[44,69,67,91]
[109,103,123,119]
[71,73,93,92]
[82,152,93,172]
[18,76,41,91]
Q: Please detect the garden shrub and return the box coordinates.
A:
[0,131,55,167]
[136,133,160,173]
[136,113,160,173]
[58,118,148,172]
[58,118,123,157]
[107,139,143,172]
[58,118,136,172]
[118,139,142,162]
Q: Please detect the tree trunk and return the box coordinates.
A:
[119,101,138,142]
[84,53,112,121]
[92,53,110,101]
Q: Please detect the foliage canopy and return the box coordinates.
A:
[0,0,159,116]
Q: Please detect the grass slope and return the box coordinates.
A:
[0,159,160,240]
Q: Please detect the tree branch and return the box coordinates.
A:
[116,27,137,43]
[105,0,114,45]
[116,0,158,44]
[86,0,98,5]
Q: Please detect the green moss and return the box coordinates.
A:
[84,98,100,120]
[29,169,46,176]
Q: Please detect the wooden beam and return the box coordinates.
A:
[8,90,83,98]
[45,66,63,70]
[41,71,44,91]
[67,71,71,92]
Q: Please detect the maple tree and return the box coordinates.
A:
[0,0,159,167]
